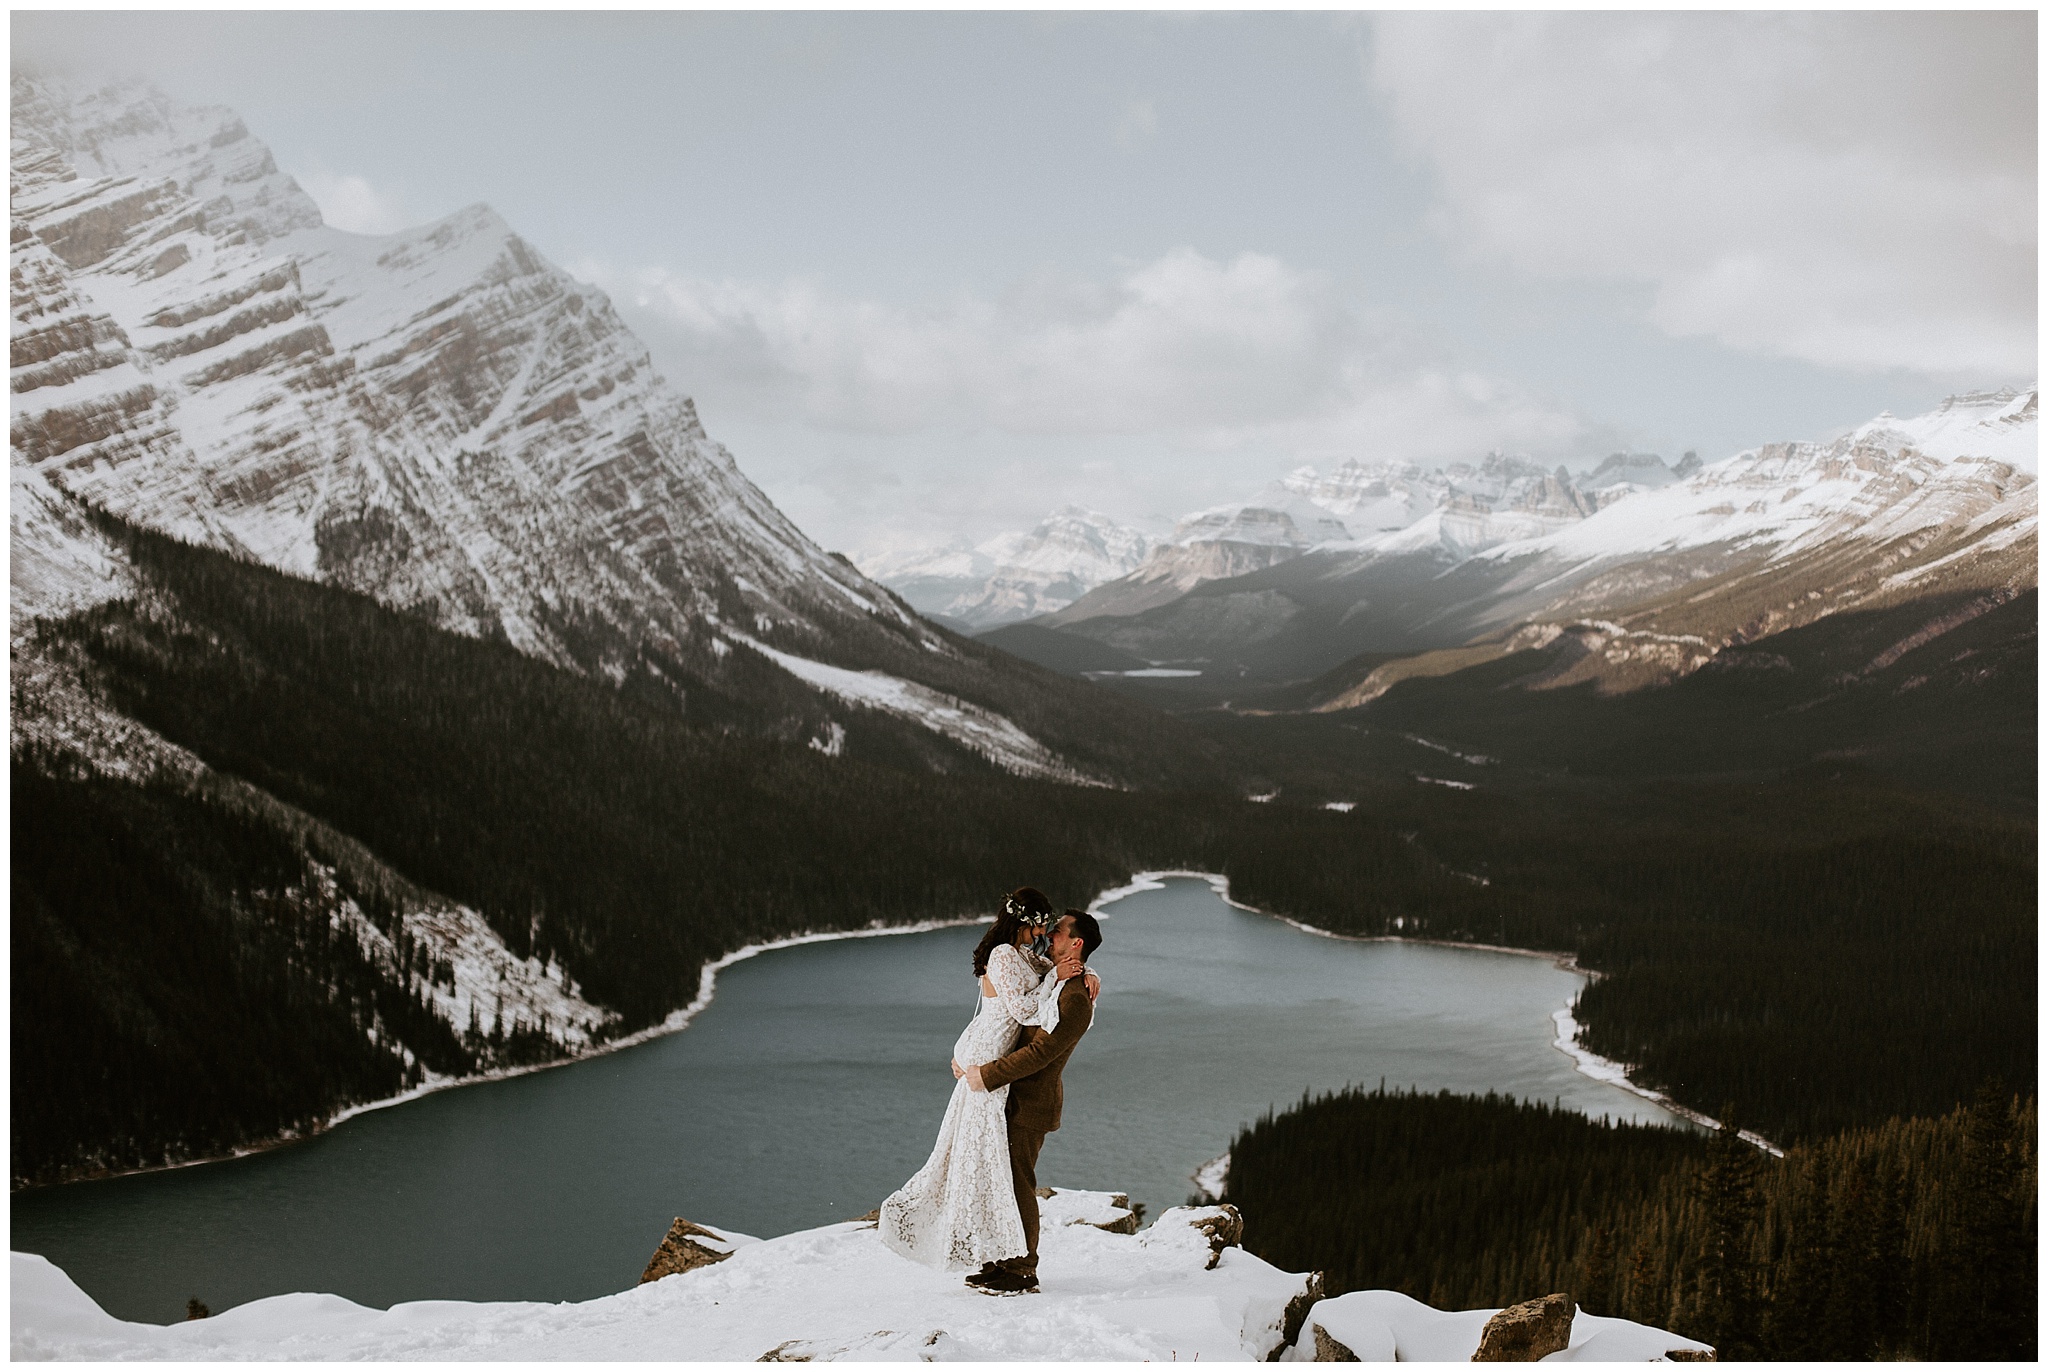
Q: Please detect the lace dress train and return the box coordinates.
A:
[878,943,1056,1271]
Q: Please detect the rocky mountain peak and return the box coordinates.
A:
[10,73,919,684]
[863,506,1160,629]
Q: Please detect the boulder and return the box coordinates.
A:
[1471,1293,1574,1362]
[639,1217,738,1284]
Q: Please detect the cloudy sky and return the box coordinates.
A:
[14,11,2037,556]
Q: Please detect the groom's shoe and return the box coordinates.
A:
[968,1268,1038,1295]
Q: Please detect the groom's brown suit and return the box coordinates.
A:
[977,970,1094,1279]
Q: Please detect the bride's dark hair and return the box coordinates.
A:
[973,886,1053,977]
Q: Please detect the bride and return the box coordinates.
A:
[879,888,1087,1271]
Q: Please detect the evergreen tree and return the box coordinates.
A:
[1692,1113,1764,1358]
[1942,1084,2033,1359]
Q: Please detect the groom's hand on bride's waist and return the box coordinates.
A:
[963,1065,987,1092]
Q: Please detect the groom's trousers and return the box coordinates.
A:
[982,975,1094,1281]
[1002,1120,1047,1277]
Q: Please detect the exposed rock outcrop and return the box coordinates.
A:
[1308,1321,1359,1361]
[1037,1187,1143,1235]
[639,1218,739,1284]
[1471,1291,1574,1361]
[1136,1202,1243,1270]
[1278,1270,1327,1350]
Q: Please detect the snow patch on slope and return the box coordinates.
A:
[729,633,1102,785]
[10,464,133,628]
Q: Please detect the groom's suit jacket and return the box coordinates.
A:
[979,972,1094,1134]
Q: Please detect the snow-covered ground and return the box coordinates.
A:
[728,631,1103,785]
[1280,1290,1712,1363]
[12,1191,1706,1361]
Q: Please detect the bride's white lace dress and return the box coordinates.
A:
[879,942,1059,1270]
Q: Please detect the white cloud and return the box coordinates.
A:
[294,169,413,235]
[1115,97,1158,152]
[1368,12,2036,378]
[584,247,1599,553]
[586,248,1586,459]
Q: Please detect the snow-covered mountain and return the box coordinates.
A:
[1045,486,1356,623]
[1281,459,1445,531]
[862,507,1158,628]
[1035,389,2036,692]
[11,1195,1710,1361]
[10,75,893,669]
[9,73,1147,786]
[1050,455,1649,629]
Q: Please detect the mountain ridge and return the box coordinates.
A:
[10,72,1226,790]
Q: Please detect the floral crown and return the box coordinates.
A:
[1004,894,1054,929]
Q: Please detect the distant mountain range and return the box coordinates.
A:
[870,449,1705,631]
[981,389,2035,700]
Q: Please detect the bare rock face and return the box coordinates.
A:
[1191,1203,1243,1265]
[1090,1191,1139,1235]
[1471,1292,1574,1362]
[1277,1271,1326,1352]
[639,1217,737,1285]
[1309,1322,1359,1361]
[1093,1210,1141,1236]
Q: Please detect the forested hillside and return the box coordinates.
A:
[1215,777,2035,1142]
[1226,1086,2037,1361]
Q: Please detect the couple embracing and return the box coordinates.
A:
[879,887,1103,1296]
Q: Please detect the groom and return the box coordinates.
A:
[954,907,1103,1295]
